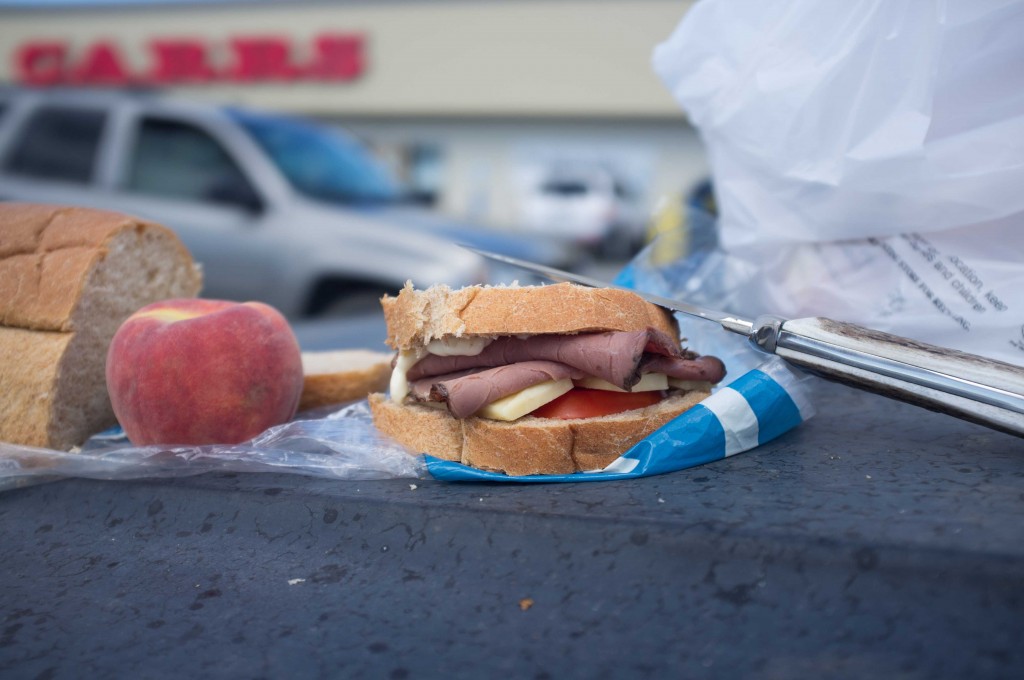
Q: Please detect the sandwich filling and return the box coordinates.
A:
[391,328,725,421]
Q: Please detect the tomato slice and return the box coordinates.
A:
[530,388,665,420]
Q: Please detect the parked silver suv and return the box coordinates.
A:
[0,88,567,316]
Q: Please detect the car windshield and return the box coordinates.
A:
[229,109,400,204]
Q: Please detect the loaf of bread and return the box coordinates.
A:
[0,203,203,450]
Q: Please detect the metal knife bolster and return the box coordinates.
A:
[754,316,1024,435]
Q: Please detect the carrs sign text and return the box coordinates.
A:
[14,34,366,86]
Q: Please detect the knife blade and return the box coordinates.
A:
[464,245,1024,437]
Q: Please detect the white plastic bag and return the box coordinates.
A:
[652,0,1024,364]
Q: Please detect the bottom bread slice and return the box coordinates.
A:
[368,389,709,476]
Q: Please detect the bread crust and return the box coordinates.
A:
[299,350,393,411]
[0,203,202,449]
[381,282,680,351]
[368,389,708,476]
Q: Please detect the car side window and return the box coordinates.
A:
[127,117,260,210]
[2,106,106,184]
[542,180,589,196]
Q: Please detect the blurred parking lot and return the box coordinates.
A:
[0,0,709,329]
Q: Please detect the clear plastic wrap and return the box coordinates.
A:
[0,401,426,492]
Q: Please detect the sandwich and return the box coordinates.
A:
[368,282,726,476]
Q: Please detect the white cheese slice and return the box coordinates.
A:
[389,349,424,403]
[576,373,669,392]
[477,378,574,421]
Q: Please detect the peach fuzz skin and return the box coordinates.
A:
[106,299,304,446]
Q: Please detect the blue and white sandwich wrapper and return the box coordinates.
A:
[427,357,812,483]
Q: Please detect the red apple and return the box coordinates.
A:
[106,299,304,446]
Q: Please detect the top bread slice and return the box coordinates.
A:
[381,281,680,351]
[0,203,203,449]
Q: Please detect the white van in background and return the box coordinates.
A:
[520,163,645,260]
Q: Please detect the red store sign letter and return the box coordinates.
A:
[228,36,297,81]
[71,41,130,85]
[17,42,67,86]
[149,39,216,83]
[309,34,364,80]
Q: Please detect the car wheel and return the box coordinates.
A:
[598,226,635,262]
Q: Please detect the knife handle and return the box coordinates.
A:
[757,316,1024,437]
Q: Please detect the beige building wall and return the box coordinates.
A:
[0,0,694,118]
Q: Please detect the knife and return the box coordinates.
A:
[464,246,1024,437]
